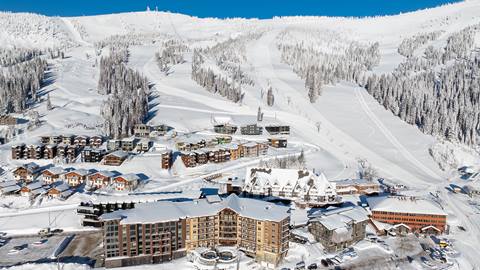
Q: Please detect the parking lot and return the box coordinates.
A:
[0,235,64,266]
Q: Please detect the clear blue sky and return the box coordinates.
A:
[0,0,462,18]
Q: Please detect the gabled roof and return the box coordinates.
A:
[15,162,41,174]
[49,182,70,193]
[43,167,66,175]
[421,225,440,232]
[67,169,91,177]
[244,167,334,195]
[115,173,140,182]
[92,170,116,178]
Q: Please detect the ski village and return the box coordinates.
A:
[1,1,480,270]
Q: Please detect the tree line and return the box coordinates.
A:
[0,54,47,113]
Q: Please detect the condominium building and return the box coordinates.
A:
[100,194,290,268]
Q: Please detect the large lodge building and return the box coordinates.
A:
[367,196,447,234]
[100,194,290,268]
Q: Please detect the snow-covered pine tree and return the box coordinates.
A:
[46,94,53,110]
[266,86,275,106]
[257,106,263,122]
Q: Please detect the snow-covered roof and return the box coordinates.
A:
[16,162,40,173]
[43,167,66,175]
[25,181,45,190]
[107,150,129,158]
[92,171,116,178]
[1,185,21,193]
[367,196,447,216]
[206,194,222,203]
[50,182,70,192]
[101,194,290,224]
[213,116,233,125]
[244,167,335,195]
[115,173,140,182]
[241,142,258,148]
[0,180,17,188]
[69,168,92,176]
[310,205,369,231]
[84,190,202,205]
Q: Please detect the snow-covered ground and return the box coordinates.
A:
[1,1,480,269]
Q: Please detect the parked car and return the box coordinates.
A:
[51,228,64,234]
[295,261,306,270]
[32,239,48,247]
[321,258,335,267]
[307,263,318,269]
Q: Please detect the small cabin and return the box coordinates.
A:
[42,167,65,185]
[114,174,140,191]
[103,151,128,166]
[47,183,73,200]
[20,181,46,197]
[88,171,116,189]
[64,169,91,187]
[13,162,41,183]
